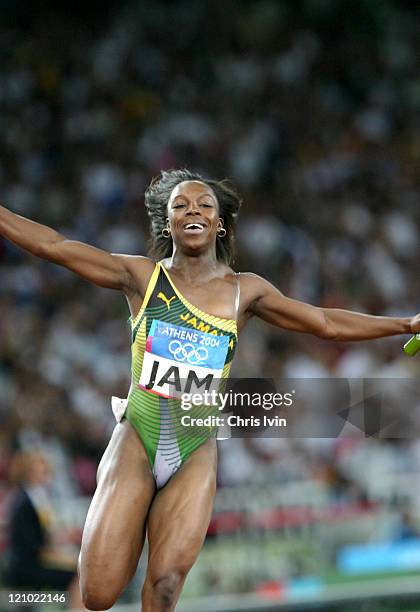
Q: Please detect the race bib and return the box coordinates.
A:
[139,320,229,399]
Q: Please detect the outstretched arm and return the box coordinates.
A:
[243,274,419,341]
[0,205,148,294]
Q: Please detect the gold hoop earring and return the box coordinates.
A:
[217,226,227,238]
[162,227,171,238]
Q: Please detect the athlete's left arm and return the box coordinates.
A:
[243,274,419,341]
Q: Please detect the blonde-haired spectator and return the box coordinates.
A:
[4,451,82,609]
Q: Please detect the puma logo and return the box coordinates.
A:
[157,292,176,310]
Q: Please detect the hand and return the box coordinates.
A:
[410,313,420,334]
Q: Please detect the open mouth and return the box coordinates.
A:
[183,223,206,234]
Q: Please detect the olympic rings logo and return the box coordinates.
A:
[168,340,208,365]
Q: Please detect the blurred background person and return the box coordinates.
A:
[3,451,83,609]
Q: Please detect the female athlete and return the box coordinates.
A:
[1,168,419,611]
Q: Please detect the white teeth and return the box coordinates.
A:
[185,223,204,229]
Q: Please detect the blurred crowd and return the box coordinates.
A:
[1,0,420,567]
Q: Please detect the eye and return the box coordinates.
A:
[200,202,213,207]
[173,203,186,209]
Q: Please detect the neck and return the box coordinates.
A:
[168,247,219,283]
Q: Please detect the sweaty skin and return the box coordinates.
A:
[0,180,419,611]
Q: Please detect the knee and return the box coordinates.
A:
[81,584,119,611]
[147,569,187,609]
[78,552,124,610]
[82,592,115,611]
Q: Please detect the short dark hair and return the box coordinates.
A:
[144,168,242,264]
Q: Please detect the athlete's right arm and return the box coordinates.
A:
[0,204,145,293]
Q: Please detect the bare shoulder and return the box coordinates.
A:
[238,272,267,296]
[236,272,270,313]
[117,255,156,298]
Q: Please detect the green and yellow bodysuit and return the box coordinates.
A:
[111,262,238,488]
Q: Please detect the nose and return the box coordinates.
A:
[185,201,201,215]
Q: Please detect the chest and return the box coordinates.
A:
[168,276,237,321]
[135,275,237,399]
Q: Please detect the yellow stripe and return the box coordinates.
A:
[130,263,160,328]
[159,263,238,335]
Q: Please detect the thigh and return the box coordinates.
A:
[146,438,217,578]
[79,420,155,600]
